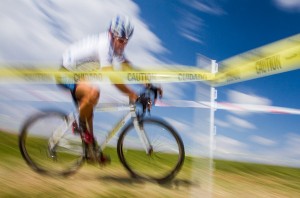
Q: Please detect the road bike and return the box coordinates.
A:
[19,88,185,183]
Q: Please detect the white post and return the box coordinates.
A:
[190,54,217,198]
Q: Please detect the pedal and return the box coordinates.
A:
[86,144,98,164]
[98,152,111,166]
[72,121,80,135]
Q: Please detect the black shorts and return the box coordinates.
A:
[56,67,78,107]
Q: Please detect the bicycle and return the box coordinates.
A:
[19,87,185,183]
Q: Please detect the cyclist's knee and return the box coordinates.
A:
[76,82,99,106]
[82,89,99,107]
[89,88,100,106]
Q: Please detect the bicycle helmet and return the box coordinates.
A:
[109,15,134,40]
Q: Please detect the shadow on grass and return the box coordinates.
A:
[98,175,199,189]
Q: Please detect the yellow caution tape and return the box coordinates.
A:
[211,33,300,87]
[0,68,214,84]
[0,34,299,86]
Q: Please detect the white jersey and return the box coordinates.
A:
[62,32,125,71]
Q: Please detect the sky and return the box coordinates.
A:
[0,0,300,167]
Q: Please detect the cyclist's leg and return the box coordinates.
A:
[75,80,100,143]
[75,81,111,164]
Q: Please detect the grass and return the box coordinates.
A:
[214,159,300,192]
[1,130,300,197]
[215,158,300,178]
[215,158,300,185]
[0,130,23,164]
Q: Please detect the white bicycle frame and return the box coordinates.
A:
[95,104,152,154]
[49,103,153,155]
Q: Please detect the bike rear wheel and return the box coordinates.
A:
[19,110,84,176]
[117,118,185,183]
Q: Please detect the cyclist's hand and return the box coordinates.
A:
[145,83,163,102]
[157,86,163,99]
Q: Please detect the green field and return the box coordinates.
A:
[1,131,300,197]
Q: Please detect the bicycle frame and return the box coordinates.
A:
[49,103,153,156]
[100,109,130,151]
[96,104,152,155]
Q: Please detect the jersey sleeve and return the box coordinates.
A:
[98,33,113,68]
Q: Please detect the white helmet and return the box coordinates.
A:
[109,15,134,39]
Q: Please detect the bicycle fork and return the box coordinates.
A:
[133,118,153,155]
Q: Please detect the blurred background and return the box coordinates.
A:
[0,0,300,197]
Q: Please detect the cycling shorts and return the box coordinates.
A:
[56,66,78,106]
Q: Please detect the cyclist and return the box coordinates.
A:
[57,15,138,159]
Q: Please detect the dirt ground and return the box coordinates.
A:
[0,161,208,198]
[1,159,300,198]
[213,171,300,198]
[1,134,299,198]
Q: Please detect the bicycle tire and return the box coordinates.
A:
[117,118,185,183]
[19,110,85,176]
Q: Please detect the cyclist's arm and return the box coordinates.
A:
[120,59,163,103]
[101,66,137,103]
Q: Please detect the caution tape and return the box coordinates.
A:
[211,33,300,87]
[156,100,300,115]
[0,34,299,85]
[216,102,300,115]
[0,68,214,84]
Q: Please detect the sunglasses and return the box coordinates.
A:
[115,37,128,44]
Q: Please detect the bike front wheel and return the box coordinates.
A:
[19,110,85,176]
[117,118,185,183]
